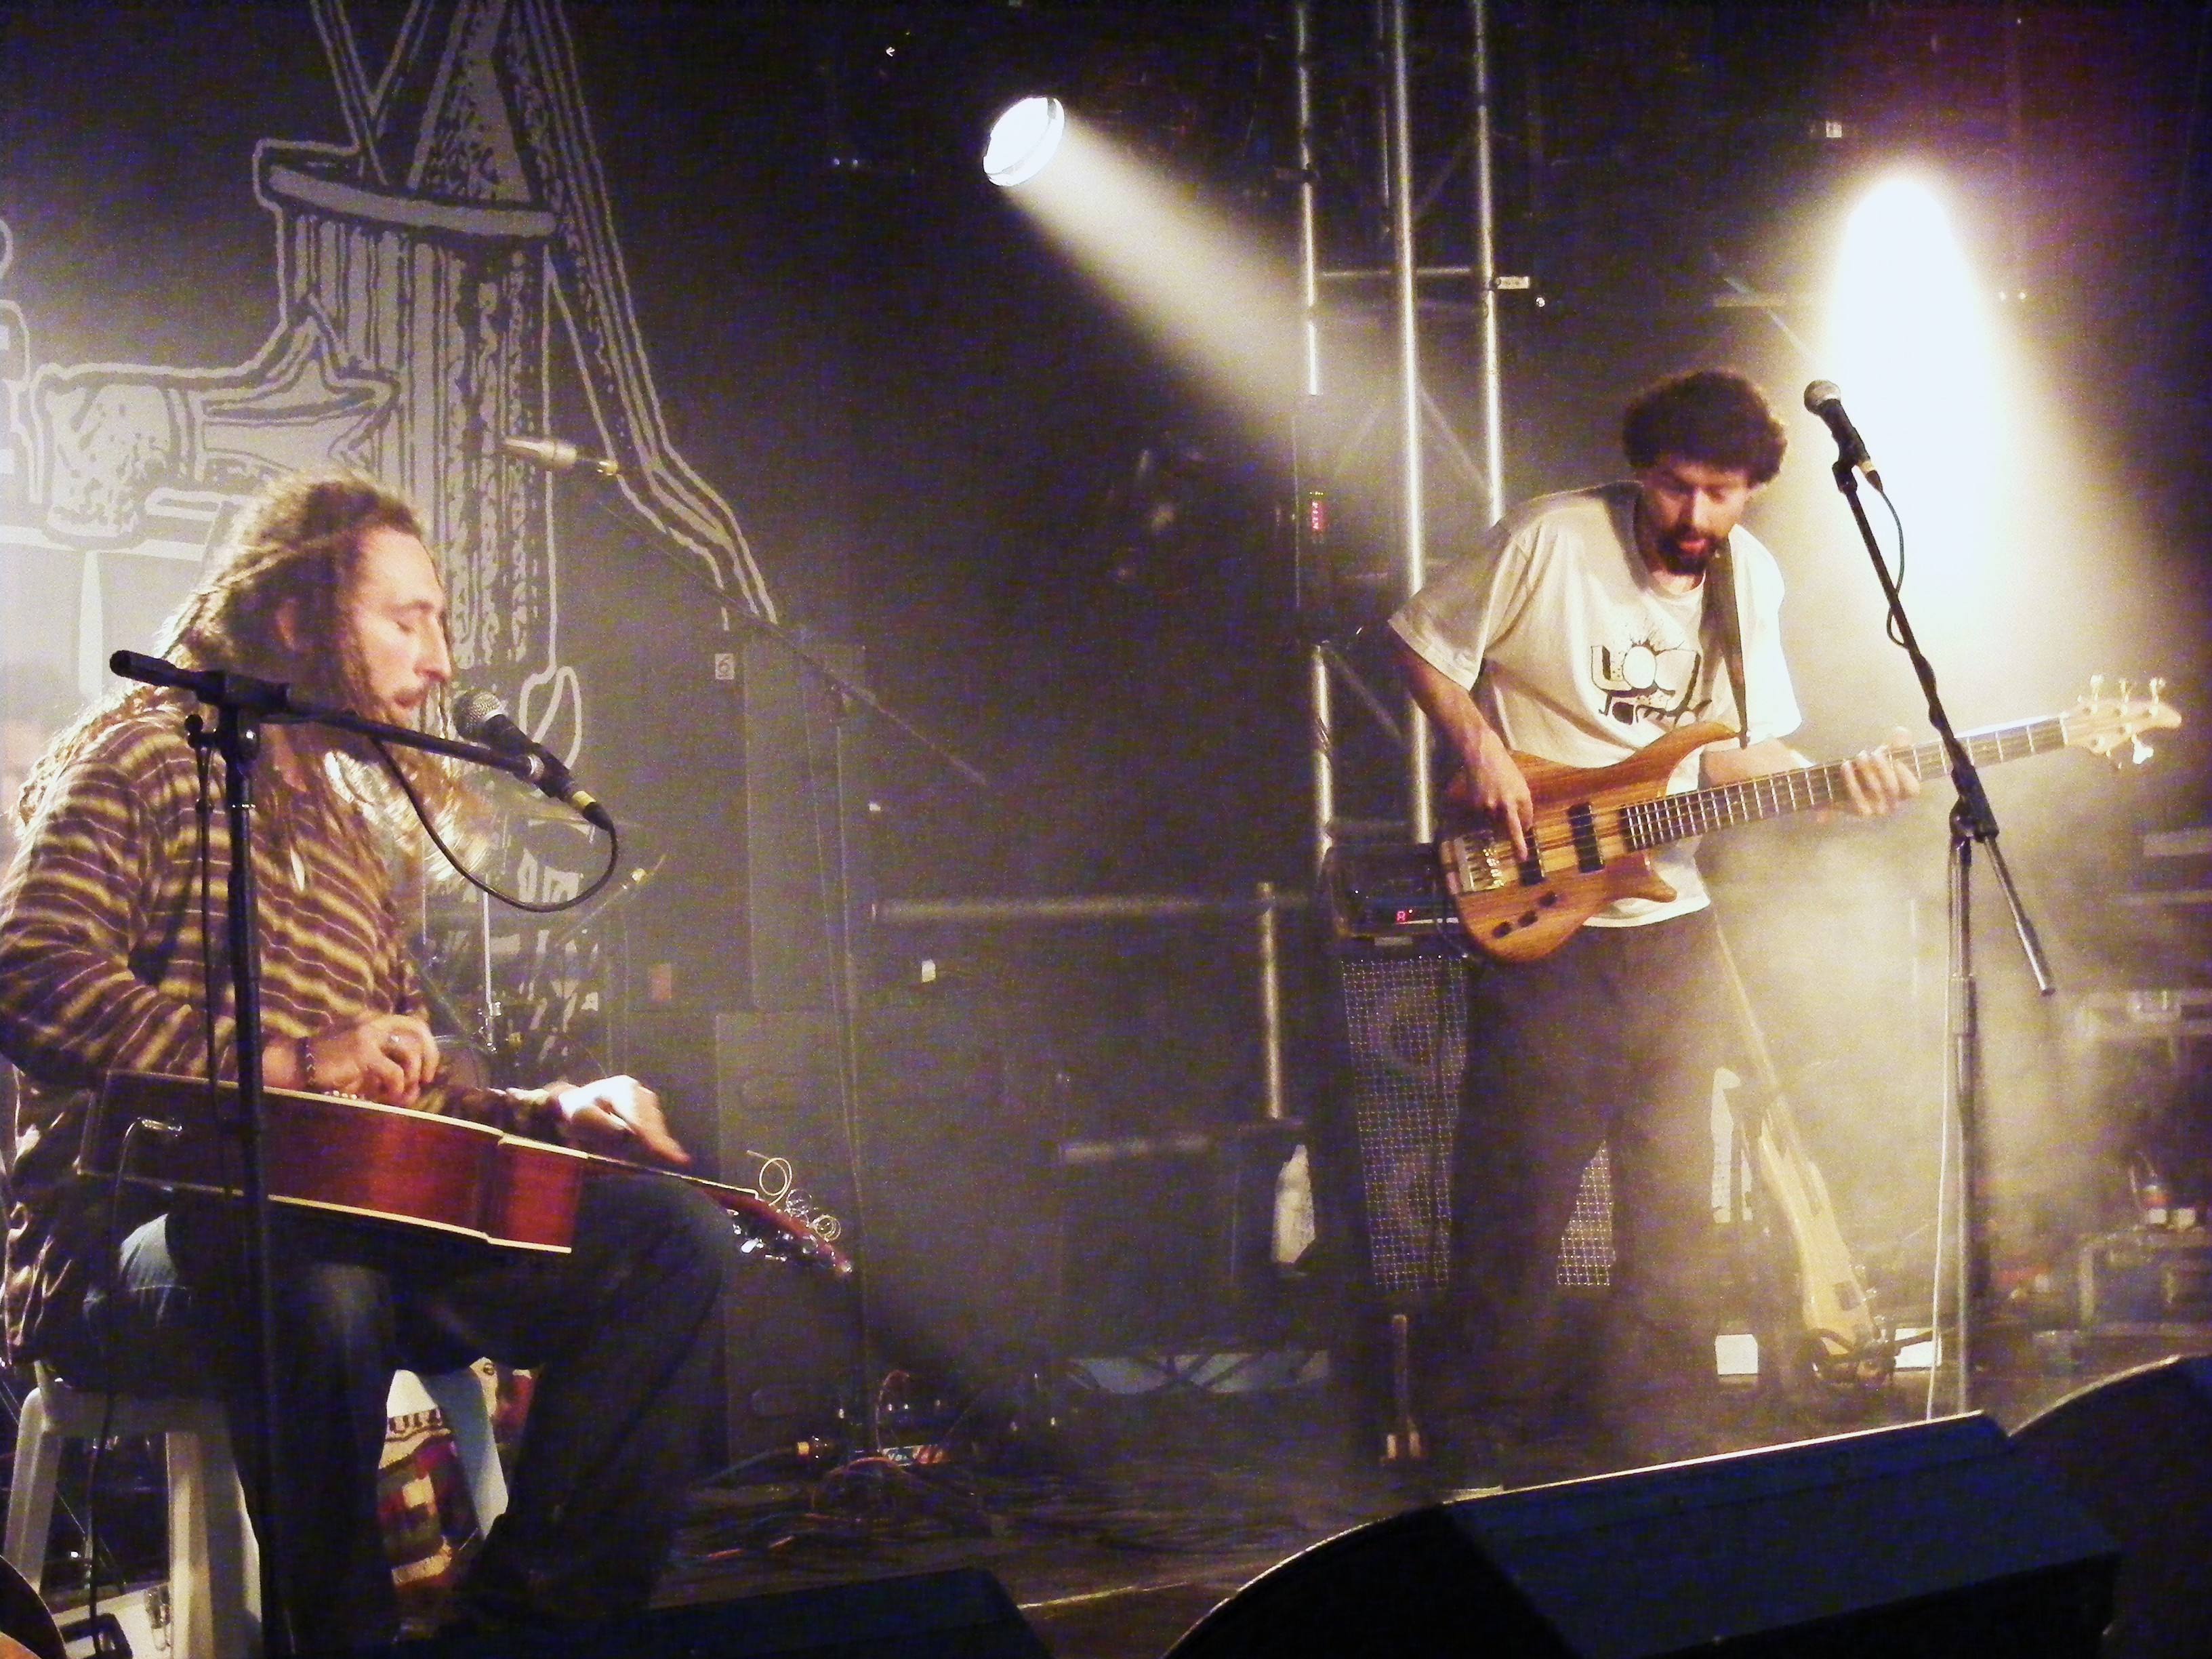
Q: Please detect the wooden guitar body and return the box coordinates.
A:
[1440,721,1729,961]
[85,1073,848,1273]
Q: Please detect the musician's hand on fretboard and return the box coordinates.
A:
[554,1074,691,1166]
[1837,726,1920,817]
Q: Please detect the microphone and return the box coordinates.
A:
[498,435,621,478]
[1802,381,1884,491]
[451,689,615,832]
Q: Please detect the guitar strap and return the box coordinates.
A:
[1705,538,1751,747]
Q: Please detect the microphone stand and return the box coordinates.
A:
[556,483,987,1452]
[1819,464,2053,1411]
[108,651,540,1657]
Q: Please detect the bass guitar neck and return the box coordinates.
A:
[1328,682,2179,962]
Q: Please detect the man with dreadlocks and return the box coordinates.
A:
[0,473,739,1649]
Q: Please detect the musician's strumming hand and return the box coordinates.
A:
[556,1074,691,1166]
[1839,726,1921,817]
[268,1014,441,1107]
[1393,634,1536,860]
[1462,724,1536,861]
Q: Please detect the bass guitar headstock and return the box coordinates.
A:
[2068,676,2182,766]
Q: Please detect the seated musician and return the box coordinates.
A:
[0,472,740,1650]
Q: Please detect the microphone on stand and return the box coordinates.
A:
[1802,381,1885,491]
[498,434,622,479]
[451,688,616,832]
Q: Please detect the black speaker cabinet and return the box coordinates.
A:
[2013,1353,2212,1659]
[393,1567,1048,1657]
[1167,1414,2116,1658]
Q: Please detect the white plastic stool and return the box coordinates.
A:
[3,1365,506,1659]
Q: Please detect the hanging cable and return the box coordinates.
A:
[373,740,619,915]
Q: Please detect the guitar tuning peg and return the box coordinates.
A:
[2131,735,2154,765]
[2151,676,2167,703]
[2118,678,2134,703]
[2089,674,2106,703]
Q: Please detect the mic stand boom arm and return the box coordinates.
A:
[106,651,546,1656]
[1821,461,2053,1414]
[569,492,987,791]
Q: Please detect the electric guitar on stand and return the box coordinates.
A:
[1330,680,2181,958]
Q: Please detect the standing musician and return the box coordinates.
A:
[1390,370,1918,1477]
[0,473,739,1649]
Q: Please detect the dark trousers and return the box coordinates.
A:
[1452,908,1730,1452]
[45,1170,739,1652]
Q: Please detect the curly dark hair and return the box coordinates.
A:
[1620,369,1788,485]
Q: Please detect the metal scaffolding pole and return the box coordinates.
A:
[1387,0,1434,842]
[1471,0,1504,525]
[1294,0,1336,878]
[1308,642,1336,872]
[1294,0,1323,403]
[1299,1,1508,862]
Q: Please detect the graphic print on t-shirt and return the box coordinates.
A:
[1590,628,1709,730]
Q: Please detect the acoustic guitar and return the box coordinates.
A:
[1336,680,2179,962]
[81,1072,850,1274]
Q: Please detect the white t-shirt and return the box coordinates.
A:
[1389,481,1802,925]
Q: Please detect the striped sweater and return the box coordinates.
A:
[0,710,556,1361]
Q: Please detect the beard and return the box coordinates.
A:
[1650,527,1719,579]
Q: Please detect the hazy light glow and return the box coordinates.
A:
[1824,175,2006,611]
[985,97,1066,187]
[993,114,1300,427]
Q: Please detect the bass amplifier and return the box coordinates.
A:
[1325,842,1458,950]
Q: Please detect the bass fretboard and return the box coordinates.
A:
[1621,714,2073,851]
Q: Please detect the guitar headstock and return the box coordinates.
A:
[2068,676,2182,765]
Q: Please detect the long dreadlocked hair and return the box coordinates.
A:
[14,470,465,836]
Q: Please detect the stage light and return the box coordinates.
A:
[1824,174,2005,611]
[987,112,1299,432]
[984,96,1065,187]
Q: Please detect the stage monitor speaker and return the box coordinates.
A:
[1166,1414,2116,1658]
[2012,1353,2212,1659]
[394,1567,1048,1658]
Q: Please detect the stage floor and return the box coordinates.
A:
[657,1383,1405,1659]
[13,1332,2194,1658]
[649,1336,2191,1659]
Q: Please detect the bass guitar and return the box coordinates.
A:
[1332,680,2179,962]
[82,1071,850,1274]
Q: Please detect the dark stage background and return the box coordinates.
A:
[2,0,2209,1373]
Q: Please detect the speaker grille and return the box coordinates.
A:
[1336,954,1616,1295]
[1559,1145,1614,1289]
[1338,954,1465,1296]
